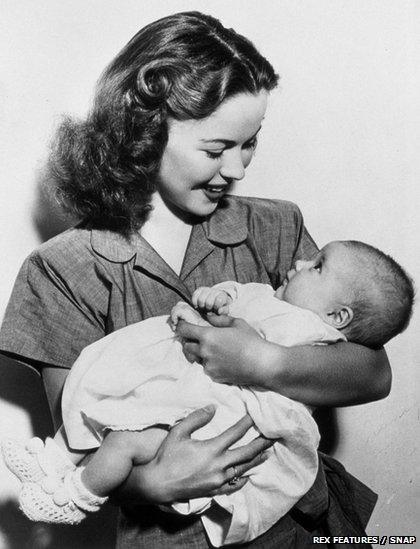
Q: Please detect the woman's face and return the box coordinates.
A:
[157,91,268,219]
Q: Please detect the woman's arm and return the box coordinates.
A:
[258,339,391,407]
[176,316,392,407]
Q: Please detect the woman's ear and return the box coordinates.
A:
[328,306,354,330]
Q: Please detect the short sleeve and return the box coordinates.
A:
[0,254,106,369]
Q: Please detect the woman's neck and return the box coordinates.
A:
[140,193,193,276]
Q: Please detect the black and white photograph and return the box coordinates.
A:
[0,1,418,548]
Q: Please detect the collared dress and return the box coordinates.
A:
[0,196,376,548]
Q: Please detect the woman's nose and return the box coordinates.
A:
[220,149,246,181]
[295,259,313,272]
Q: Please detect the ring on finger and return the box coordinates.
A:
[228,465,240,486]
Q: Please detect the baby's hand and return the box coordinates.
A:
[170,302,204,330]
[192,287,232,315]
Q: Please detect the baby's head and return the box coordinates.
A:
[277,240,414,348]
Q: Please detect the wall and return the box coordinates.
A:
[0,1,418,547]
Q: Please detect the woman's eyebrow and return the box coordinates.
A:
[199,126,262,146]
[199,138,235,145]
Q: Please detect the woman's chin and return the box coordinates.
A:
[184,199,220,219]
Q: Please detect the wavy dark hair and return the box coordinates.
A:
[51,11,278,234]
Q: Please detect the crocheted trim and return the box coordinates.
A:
[64,467,108,512]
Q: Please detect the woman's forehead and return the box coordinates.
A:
[168,91,268,143]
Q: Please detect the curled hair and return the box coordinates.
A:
[51,12,278,234]
[342,241,415,349]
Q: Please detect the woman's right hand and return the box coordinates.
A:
[115,405,272,505]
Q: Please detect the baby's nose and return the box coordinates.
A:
[295,259,313,272]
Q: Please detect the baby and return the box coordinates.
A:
[2,240,413,546]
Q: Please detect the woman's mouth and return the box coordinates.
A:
[201,185,229,201]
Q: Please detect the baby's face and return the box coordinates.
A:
[276,241,354,321]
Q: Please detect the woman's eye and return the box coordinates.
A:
[313,263,322,273]
[205,150,224,159]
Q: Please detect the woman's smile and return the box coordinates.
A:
[200,183,231,201]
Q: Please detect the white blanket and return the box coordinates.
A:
[62,282,344,546]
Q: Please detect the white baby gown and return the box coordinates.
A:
[62,282,344,546]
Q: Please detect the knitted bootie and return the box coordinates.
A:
[1,437,75,484]
[19,480,86,525]
[18,467,108,525]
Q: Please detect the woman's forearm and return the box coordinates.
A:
[258,340,392,407]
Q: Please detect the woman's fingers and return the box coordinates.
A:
[205,313,235,327]
[208,415,254,451]
[227,449,269,478]
[210,476,249,496]
[210,448,270,497]
[227,435,274,465]
[182,341,201,363]
[176,320,206,340]
[170,406,216,439]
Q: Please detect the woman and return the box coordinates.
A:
[0,12,389,548]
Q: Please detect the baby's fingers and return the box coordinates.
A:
[193,287,212,310]
[169,309,180,329]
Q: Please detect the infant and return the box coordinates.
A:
[2,240,413,546]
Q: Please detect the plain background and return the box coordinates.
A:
[0,1,419,547]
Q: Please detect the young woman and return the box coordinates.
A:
[0,12,389,548]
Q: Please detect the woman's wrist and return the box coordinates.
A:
[246,339,289,389]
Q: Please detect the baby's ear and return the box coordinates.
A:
[328,306,353,330]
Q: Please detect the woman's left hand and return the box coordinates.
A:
[176,315,272,386]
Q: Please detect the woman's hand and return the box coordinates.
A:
[175,316,392,407]
[176,315,272,386]
[115,405,272,505]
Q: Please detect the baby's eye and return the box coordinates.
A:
[313,262,322,273]
[243,138,258,151]
[205,150,224,159]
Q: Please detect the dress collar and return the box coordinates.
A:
[90,229,137,263]
[203,196,248,245]
[90,196,248,263]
